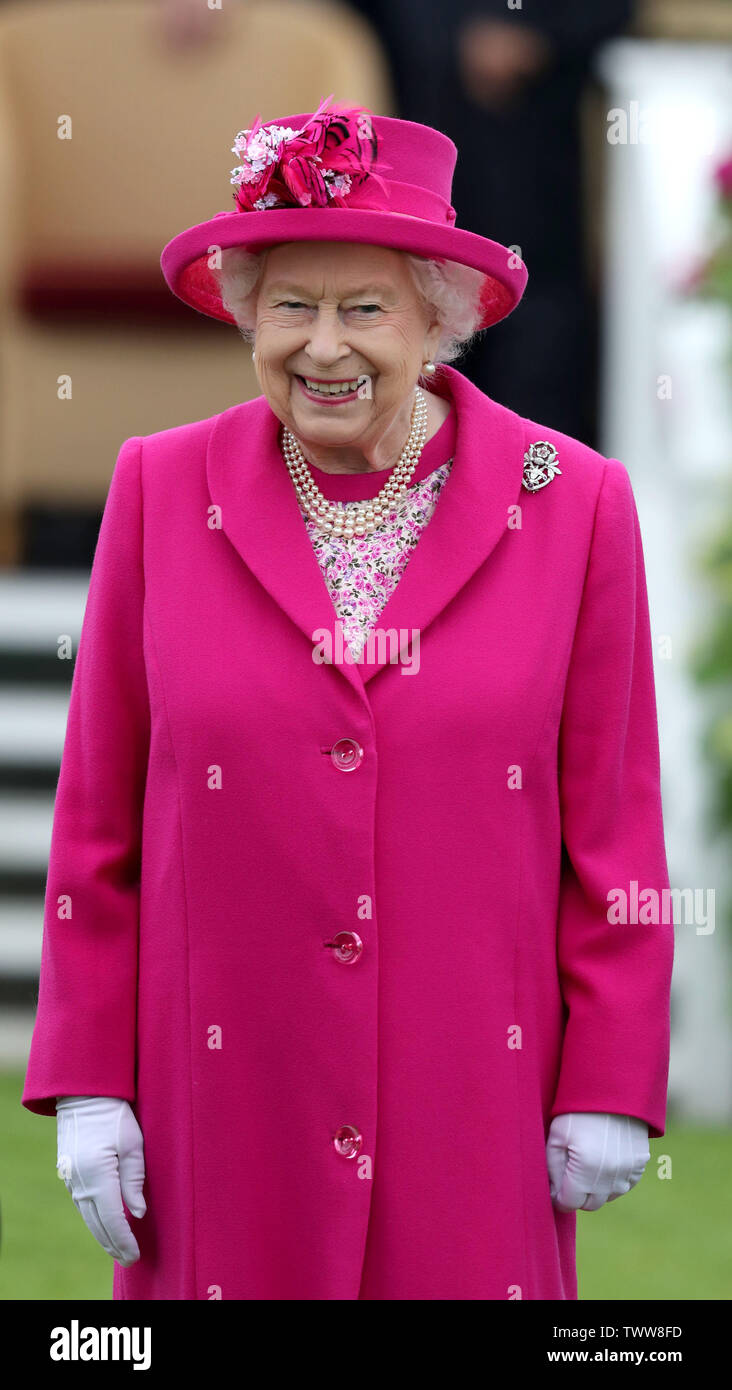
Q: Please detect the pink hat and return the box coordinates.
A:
[160,95,528,330]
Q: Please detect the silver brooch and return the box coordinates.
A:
[522,441,561,492]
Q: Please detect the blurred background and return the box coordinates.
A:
[0,0,731,1300]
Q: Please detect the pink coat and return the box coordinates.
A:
[22,364,674,1300]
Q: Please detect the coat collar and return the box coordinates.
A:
[206,365,526,696]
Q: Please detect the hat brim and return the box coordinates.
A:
[160,208,527,331]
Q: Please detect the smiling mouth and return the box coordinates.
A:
[295,375,364,402]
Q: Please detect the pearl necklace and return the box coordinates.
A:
[280,387,429,537]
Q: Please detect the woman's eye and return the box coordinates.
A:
[274,301,381,313]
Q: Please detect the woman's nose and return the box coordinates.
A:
[304,311,350,366]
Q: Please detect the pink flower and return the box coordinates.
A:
[714,154,732,199]
[280,154,329,207]
[230,95,391,213]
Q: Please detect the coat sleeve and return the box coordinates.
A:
[549,457,674,1140]
[21,436,149,1117]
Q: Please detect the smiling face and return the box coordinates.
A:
[252,241,442,462]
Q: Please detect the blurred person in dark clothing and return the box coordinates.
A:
[348,0,636,446]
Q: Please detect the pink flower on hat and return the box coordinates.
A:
[230,94,390,212]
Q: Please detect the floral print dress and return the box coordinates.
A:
[291,403,457,661]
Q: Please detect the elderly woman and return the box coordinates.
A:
[22,99,673,1302]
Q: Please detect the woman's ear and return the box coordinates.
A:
[425,320,441,363]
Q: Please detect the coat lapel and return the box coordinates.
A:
[206,365,526,694]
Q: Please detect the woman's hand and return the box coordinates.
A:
[546,1112,651,1212]
[55,1096,146,1265]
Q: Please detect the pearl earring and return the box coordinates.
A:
[251,350,256,361]
[423,360,436,376]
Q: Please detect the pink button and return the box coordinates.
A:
[325,931,363,964]
[331,738,363,771]
[333,1124,363,1159]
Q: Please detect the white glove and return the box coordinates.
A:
[546,1112,650,1213]
[55,1096,146,1266]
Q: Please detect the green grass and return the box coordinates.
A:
[576,1123,732,1300]
[2,1069,730,1300]
[1,1071,113,1298]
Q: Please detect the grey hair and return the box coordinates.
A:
[210,245,487,370]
